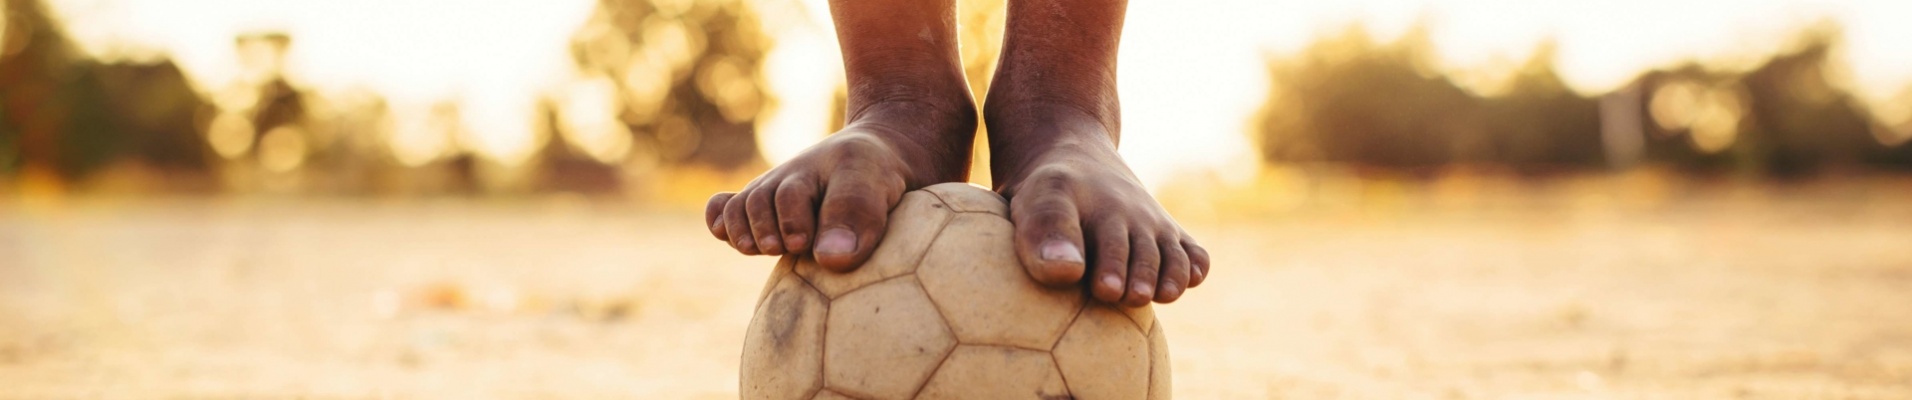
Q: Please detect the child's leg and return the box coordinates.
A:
[985,0,1210,306]
[706,0,976,271]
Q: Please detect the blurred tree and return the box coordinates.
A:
[1,0,117,180]
[1734,33,1889,175]
[298,88,400,194]
[1479,43,1603,168]
[95,60,213,172]
[535,96,623,194]
[1253,27,1488,169]
[1252,24,1911,175]
[566,0,772,172]
[1631,63,1778,176]
[0,0,212,184]
[212,32,310,173]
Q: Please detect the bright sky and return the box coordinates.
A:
[34,0,1912,188]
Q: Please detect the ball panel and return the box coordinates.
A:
[759,256,798,306]
[1054,306,1150,400]
[741,273,829,400]
[796,191,953,298]
[812,390,858,400]
[915,345,1071,400]
[918,214,1083,350]
[1147,322,1171,400]
[920,182,1008,216]
[824,277,956,400]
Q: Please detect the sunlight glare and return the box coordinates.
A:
[557,77,634,163]
[46,0,596,165]
[39,0,1912,189]
[755,3,841,165]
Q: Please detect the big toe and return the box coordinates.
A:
[812,228,860,266]
[812,178,895,271]
[1030,239,1087,284]
[1012,197,1088,286]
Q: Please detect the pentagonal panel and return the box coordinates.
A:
[1147,322,1171,400]
[1054,306,1150,400]
[824,277,955,400]
[796,191,953,298]
[742,273,828,400]
[921,182,1007,216]
[759,256,797,306]
[812,390,858,400]
[915,345,1070,399]
[919,214,1083,350]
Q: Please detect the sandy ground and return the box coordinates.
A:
[3,186,1911,399]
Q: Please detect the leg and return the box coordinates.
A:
[706,0,976,271]
[985,0,1210,306]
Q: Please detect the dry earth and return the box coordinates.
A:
[3,185,1910,399]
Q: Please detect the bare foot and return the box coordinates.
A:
[981,0,1205,306]
[709,0,977,271]
[705,101,974,271]
[989,108,1211,307]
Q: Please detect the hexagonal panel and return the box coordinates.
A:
[741,273,828,400]
[919,214,1083,350]
[921,182,1008,216]
[823,277,955,400]
[915,345,1070,399]
[1147,322,1171,400]
[812,390,858,400]
[1054,306,1150,400]
[796,191,953,298]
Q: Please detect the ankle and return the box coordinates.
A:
[848,97,976,137]
[843,65,975,132]
[982,89,1120,139]
[980,82,1125,184]
[841,98,979,186]
[982,100,1122,183]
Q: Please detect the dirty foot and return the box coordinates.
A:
[991,109,1211,307]
[706,101,974,271]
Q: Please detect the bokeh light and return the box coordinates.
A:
[5,0,1912,398]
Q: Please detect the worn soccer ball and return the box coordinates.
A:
[741,182,1170,400]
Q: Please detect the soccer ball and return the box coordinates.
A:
[741,183,1170,400]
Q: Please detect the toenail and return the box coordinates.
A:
[817,229,856,255]
[1039,240,1084,263]
[786,234,809,250]
[760,235,781,249]
[736,236,755,248]
[1161,281,1180,296]
[1100,275,1123,292]
[1131,283,1152,297]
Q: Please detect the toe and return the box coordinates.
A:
[1155,236,1191,303]
[774,176,820,254]
[1010,193,1087,287]
[723,189,759,255]
[1123,232,1161,308]
[745,183,784,255]
[1183,239,1211,288]
[705,192,736,241]
[814,175,898,271]
[1088,222,1130,303]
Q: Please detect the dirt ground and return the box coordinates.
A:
[3,182,1911,399]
